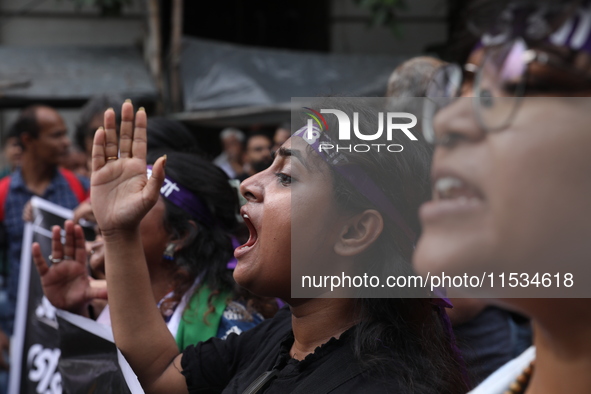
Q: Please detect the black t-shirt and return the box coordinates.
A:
[181,307,404,393]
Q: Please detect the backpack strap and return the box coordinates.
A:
[59,168,89,204]
[0,176,12,222]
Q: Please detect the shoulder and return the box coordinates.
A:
[182,306,291,363]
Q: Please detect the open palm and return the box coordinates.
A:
[32,221,107,315]
[90,102,165,236]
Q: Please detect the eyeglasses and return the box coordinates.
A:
[422,38,591,144]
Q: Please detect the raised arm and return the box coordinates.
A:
[91,102,186,393]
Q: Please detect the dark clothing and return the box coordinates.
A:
[1,168,89,334]
[454,307,532,385]
[181,307,401,394]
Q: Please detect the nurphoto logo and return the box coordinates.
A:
[303,108,418,153]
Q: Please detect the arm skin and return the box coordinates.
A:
[91,102,186,393]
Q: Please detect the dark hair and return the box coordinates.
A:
[295,100,468,392]
[146,151,277,320]
[146,117,204,156]
[75,94,124,152]
[9,105,43,148]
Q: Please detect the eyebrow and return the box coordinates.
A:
[277,147,310,169]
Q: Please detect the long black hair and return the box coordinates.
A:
[147,151,277,320]
[295,99,468,393]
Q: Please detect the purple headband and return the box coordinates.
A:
[146,165,214,226]
[293,122,417,245]
[480,1,591,54]
[147,165,241,270]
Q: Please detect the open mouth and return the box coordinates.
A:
[420,174,485,223]
[235,211,259,258]
[433,176,483,202]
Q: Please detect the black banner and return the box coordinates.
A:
[9,197,140,394]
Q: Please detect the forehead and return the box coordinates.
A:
[36,107,65,130]
[286,137,329,172]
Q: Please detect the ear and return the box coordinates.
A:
[169,220,198,253]
[334,209,384,257]
[20,132,33,148]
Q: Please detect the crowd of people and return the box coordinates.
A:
[1,0,590,392]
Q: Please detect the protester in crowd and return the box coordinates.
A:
[34,150,275,348]
[0,105,88,336]
[74,94,124,174]
[84,101,468,393]
[72,116,202,226]
[64,146,90,178]
[239,132,273,181]
[213,127,245,180]
[272,123,291,154]
[387,55,531,385]
[416,0,591,392]
[0,128,23,296]
[0,131,22,179]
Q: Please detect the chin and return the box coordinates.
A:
[414,230,498,278]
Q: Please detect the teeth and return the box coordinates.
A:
[243,214,249,219]
[435,177,465,195]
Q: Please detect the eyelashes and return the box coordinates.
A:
[275,172,291,186]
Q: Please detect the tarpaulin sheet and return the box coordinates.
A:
[180,37,409,111]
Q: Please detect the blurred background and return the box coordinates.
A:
[0,0,472,164]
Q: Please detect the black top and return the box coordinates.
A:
[181,307,404,393]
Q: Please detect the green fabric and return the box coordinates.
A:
[175,285,231,351]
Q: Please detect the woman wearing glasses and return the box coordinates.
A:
[417,0,591,393]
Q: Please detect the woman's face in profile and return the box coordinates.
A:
[234,137,345,301]
[413,47,591,300]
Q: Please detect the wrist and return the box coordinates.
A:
[100,227,140,244]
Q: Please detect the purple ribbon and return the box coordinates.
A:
[147,165,214,226]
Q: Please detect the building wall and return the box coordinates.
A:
[0,0,146,159]
[330,0,447,55]
[0,0,145,46]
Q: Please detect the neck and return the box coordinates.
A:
[148,262,176,305]
[21,154,56,191]
[526,300,591,394]
[289,298,357,360]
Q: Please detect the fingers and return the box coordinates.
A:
[92,102,146,168]
[131,107,147,161]
[22,201,33,222]
[63,221,76,261]
[119,100,134,159]
[92,127,106,172]
[51,226,64,261]
[74,224,86,264]
[87,280,108,300]
[32,243,49,277]
[103,108,119,160]
[144,154,166,205]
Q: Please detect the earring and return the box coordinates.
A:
[163,243,175,261]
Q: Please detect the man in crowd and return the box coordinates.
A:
[0,105,89,336]
[239,132,273,181]
[272,123,290,154]
[213,127,245,179]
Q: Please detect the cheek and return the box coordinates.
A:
[491,121,591,270]
[139,203,169,262]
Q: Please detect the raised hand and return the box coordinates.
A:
[32,220,107,316]
[91,102,165,237]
